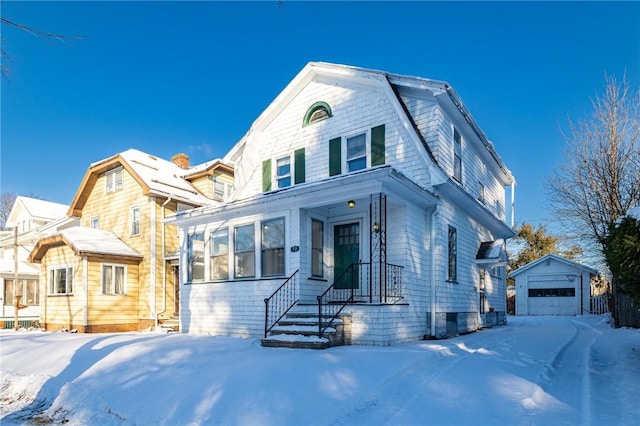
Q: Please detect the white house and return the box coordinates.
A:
[0,196,78,327]
[510,254,597,316]
[169,62,516,347]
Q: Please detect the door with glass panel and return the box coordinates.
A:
[333,223,360,290]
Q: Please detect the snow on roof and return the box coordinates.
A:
[57,227,142,258]
[118,149,213,206]
[178,158,230,178]
[0,259,39,275]
[509,253,597,277]
[6,196,69,227]
[476,239,506,264]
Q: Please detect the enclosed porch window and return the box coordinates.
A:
[261,218,285,277]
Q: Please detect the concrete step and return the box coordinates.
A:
[261,334,332,349]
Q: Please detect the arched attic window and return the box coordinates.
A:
[303,101,333,126]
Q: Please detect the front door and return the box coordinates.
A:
[333,223,360,289]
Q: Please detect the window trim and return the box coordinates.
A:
[234,223,256,279]
[453,128,462,182]
[188,232,205,282]
[102,263,127,295]
[105,167,123,194]
[212,178,226,201]
[447,225,457,282]
[49,265,73,295]
[130,206,140,236]
[276,155,292,189]
[210,228,229,280]
[3,278,39,306]
[261,218,285,277]
[303,101,333,126]
[345,131,368,173]
[90,216,100,229]
[311,219,324,278]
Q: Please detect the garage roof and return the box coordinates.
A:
[509,254,597,278]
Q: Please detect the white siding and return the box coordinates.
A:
[514,258,591,316]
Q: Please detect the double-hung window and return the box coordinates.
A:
[311,219,324,278]
[90,216,100,229]
[261,218,285,277]
[105,167,123,193]
[447,226,457,282]
[188,232,205,282]
[210,229,229,280]
[4,279,39,305]
[453,129,462,182]
[263,150,305,192]
[50,267,73,295]
[234,224,255,278]
[213,178,226,201]
[346,133,367,172]
[102,264,126,295]
[130,206,140,236]
[276,156,291,189]
[329,125,385,176]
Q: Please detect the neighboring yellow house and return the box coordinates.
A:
[28,149,233,332]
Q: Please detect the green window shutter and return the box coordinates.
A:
[262,159,272,192]
[329,137,342,176]
[371,124,385,166]
[294,148,305,184]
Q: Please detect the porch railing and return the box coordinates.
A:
[317,262,404,338]
[264,269,299,338]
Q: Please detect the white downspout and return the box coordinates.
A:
[150,197,157,329]
[157,197,172,320]
[510,182,515,228]
[83,256,88,329]
[430,205,440,337]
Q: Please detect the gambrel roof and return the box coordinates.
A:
[68,149,215,216]
[224,61,515,187]
[29,227,143,263]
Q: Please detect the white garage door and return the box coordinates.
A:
[527,275,577,316]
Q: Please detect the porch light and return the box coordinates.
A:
[347,200,355,208]
[373,222,380,233]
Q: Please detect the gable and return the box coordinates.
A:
[6,196,69,229]
[29,227,143,263]
[68,149,213,217]
[68,155,145,217]
[509,254,597,278]
[229,71,438,200]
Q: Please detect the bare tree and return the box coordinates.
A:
[547,74,640,253]
[0,192,17,230]
[1,17,84,78]
[507,222,582,278]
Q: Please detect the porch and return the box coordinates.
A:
[262,260,405,349]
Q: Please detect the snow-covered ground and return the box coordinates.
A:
[1,315,638,425]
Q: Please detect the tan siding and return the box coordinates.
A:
[190,176,212,198]
[86,260,140,324]
[40,245,84,330]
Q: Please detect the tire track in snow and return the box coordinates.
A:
[539,319,599,426]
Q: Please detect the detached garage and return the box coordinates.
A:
[510,254,597,316]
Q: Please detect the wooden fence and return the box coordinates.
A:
[611,291,640,328]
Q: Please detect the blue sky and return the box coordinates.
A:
[1,1,639,233]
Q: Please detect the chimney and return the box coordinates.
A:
[171,153,190,169]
